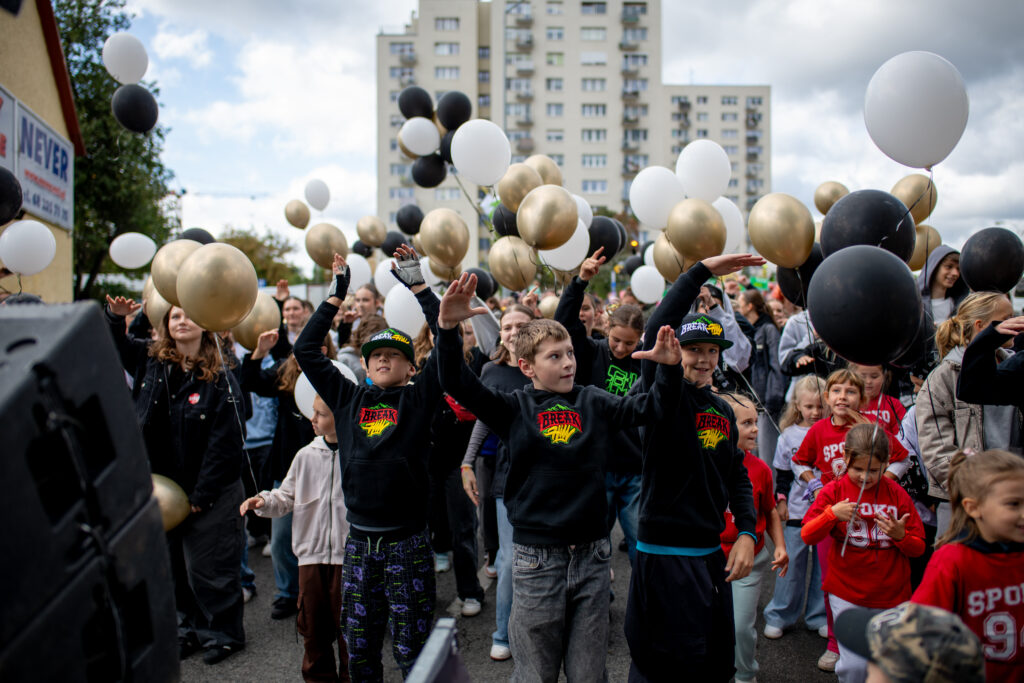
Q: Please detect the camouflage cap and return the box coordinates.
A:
[676,313,733,350]
[835,602,984,683]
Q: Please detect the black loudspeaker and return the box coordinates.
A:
[0,303,178,682]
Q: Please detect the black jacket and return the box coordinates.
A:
[555,276,643,475]
[639,263,757,548]
[240,355,315,482]
[107,310,245,510]
[477,361,531,497]
[749,314,785,418]
[957,322,1024,408]
[294,288,442,531]
[437,325,680,545]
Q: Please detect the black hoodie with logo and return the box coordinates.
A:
[638,262,757,549]
[436,325,680,545]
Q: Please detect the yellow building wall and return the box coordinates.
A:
[0,1,75,302]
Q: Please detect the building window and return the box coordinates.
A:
[624,104,648,118]
[723,145,739,155]
[546,129,564,143]
[624,153,648,168]
[389,42,414,55]
[582,180,608,193]
[623,2,647,15]
[390,139,398,151]
[389,66,414,79]
[581,51,607,65]
[435,42,460,56]
[728,178,739,188]
[581,2,607,15]
[581,104,606,117]
[435,188,460,200]
[721,129,738,139]
[581,154,607,168]
[546,103,564,117]
[389,187,415,199]
[748,163,764,175]
[581,128,607,142]
[478,46,490,59]
[624,128,647,142]
[389,90,399,103]
[696,129,708,138]
[546,52,564,66]
[623,53,648,67]
[479,70,490,82]
[435,66,460,80]
[507,130,529,142]
[479,94,491,107]
[721,112,738,122]
[506,102,530,117]
[581,78,606,92]
[671,95,689,106]
[671,129,688,140]
[747,96,763,107]
[721,96,738,106]
[389,163,409,175]
[549,154,564,165]
[623,78,647,92]
[507,77,531,91]
[435,17,459,31]
[623,27,647,41]
[389,114,404,128]
[696,95,708,104]
[546,26,564,40]
[696,112,708,121]
[546,77,563,91]
[547,1,564,14]
[581,27,607,41]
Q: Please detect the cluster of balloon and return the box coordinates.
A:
[538,295,559,319]
[959,227,1024,294]
[419,208,470,270]
[820,190,915,262]
[488,235,536,291]
[305,223,349,270]
[748,193,815,268]
[396,204,424,235]
[465,267,497,300]
[587,216,627,259]
[776,243,824,307]
[623,254,643,275]
[396,87,475,189]
[651,232,689,282]
[907,224,942,271]
[151,239,201,305]
[813,181,849,215]
[0,219,56,276]
[142,277,171,330]
[304,179,330,211]
[103,33,159,133]
[109,232,157,269]
[285,199,311,229]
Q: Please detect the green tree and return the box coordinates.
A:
[220,226,304,284]
[55,0,178,300]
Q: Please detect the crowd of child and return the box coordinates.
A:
[97,240,1024,683]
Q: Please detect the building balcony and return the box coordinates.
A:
[622,114,639,125]
[676,116,690,128]
[621,65,639,77]
[515,34,534,50]
[515,89,534,101]
[746,168,760,179]
[516,115,534,127]
[622,163,639,177]
[746,134,761,146]
[621,89,640,101]
[516,137,535,153]
[515,14,533,27]
[621,10,641,24]
[746,149,761,162]
[618,40,638,51]
[621,139,640,151]
[399,52,417,66]
[516,61,535,75]
[677,100,691,111]
[399,75,416,86]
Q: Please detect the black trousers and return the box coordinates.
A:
[625,550,735,683]
[242,444,272,539]
[169,480,246,649]
[428,466,485,601]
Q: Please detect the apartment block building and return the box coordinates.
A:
[376,0,771,268]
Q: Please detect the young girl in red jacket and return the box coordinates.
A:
[912,449,1024,683]
[802,423,926,683]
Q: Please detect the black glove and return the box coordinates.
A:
[327,265,350,300]
[392,250,425,289]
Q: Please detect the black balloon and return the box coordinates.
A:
[466,267,496,300]
[0,166,23,225]
[588,216,620,258]
[398,86,433,119]
[889,306,932,370]
[111,84,159,134]
[439,130,456,164]
[396,204,424,235]
[820,189,915,262]
[381,231,407,257]
[492,205,519,237]
[436,91,472,131]
[181,227,216,244]
[352,240,373,257]
[807,245,921,365]
[959,227,1024,293]
[613,219,628,255]
[776,243,824,307]
[623,255,643,275]
[411,154,447,188]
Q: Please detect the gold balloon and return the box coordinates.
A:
[813,181,849,216]
[232,292,282,351]
[488,236,537,291]
[420,208,470,268]
[176,243,259,331]
[142,276,172,332]
[429,259,462,282]
[152,474,190,531]
[748,193,815,268]
[538,295,558,319]
[357,216,387,248]
[411,234,425,255]
[305,222,350,269]
[652,232,688,282]
[397,132,419,160]
[665,199,727,262]
[908,224,943,271]
[524,154,563,186]
[891,174,937,225]
[497,163,544,213]
[516,185,578,250]
[151,239,201,306]
[285,199,311,229]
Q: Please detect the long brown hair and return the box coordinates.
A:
[740,289,777,330]
[844,423,891,466]
[937,449,1024,547]
[276,332,336,393]
[492,304,537,365]
[149,309,235,382]
[935,292,1008,359]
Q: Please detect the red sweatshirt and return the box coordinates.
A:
[801,476,925,608]
[721,451,774,555]
[860,395,906,436]
[912,541,1024,683]
[792,417,908,485]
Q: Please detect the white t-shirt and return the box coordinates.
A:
[930,298,954,325]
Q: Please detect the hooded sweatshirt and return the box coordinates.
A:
[917,245,968,325]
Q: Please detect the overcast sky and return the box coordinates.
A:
[123,0,1024,274]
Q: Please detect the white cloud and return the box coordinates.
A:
[152,27,213,67]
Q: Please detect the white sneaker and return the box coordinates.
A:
[261,543,272,558]
[484,564,497,579]
[461,598,482,617]
[763,624,784,639]
[489,644,512,661]
[242,586,256,603]
[817,650,839,672]
[434,553,451,573]
[818,624,829,639]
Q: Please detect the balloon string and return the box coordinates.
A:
[452,173,495,234]
[214,337,260,494]
[794,268,830,420]
[840,417,884,558]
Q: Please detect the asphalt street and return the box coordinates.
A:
[182,527,832,682]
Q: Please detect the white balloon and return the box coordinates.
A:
[451,119,512,186]
[676,140,732,202]
[0,220,56,276]
[711,197,746,253]
[539,219,591,271]
[102,33,148,85]
[304,179,330,211]
[629,265,665,304]
[383,284,428,336]
[864,51,969,169]
[628,166,685,229]
[294,361,358,420]
[109,232,157,269]
[420,256,442,287]
[374,258,401,296]
[399,117,441,156]
[643,243,656,267]
[346,254,372,293]
[572,194,594,228]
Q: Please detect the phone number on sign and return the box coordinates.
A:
[27,191,69,223]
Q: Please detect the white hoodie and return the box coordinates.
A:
[255,436,349,565]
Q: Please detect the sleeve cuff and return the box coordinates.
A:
[738,531,758,543]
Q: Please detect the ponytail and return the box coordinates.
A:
[936,292,1009,359]
[936,449,1024,547]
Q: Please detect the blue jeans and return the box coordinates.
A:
[493,497,514,648]
[271,481,300,600]
[606,471,641,564]
[763,525,825,630]
[509,539,611,682]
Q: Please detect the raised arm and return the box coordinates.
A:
[104,296,149,377]
[957,319,1024,407]
[598,325,682,427]
[553,248,604,385]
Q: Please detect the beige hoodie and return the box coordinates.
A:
[255,436,349,565]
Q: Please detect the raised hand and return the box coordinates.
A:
[391,244,425,291]
[579,247,606,282]
[253,329,279,359]
[702,253,766,277]
[439,273,489,330]
[632,325,682,365]
[106,294,141,317]
[995,316,1024,336]
[274,279,290,302]
[327,253,350,302]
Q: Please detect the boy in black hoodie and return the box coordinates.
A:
[625,253,765,683]
[436,272,683,683]
[294,248,439,681]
